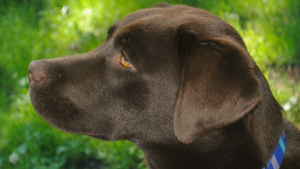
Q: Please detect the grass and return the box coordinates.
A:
[0,0,299,168]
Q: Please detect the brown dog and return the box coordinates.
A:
[29,4,300,169]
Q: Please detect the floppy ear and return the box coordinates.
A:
[174,29,261,144]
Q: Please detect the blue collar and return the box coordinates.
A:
[262,132,286,169]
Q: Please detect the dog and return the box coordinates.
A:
[28,4,300,169]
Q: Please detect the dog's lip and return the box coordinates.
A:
[53,125,108,139]
[31,100,75,117]
[77,132,108,140]
[90,135,109,140]
[29,87,77,117]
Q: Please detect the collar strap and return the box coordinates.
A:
[262,132,286,169]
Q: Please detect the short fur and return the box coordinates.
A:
[29,4,300,169]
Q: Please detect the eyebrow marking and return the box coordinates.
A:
[107,24,118,38]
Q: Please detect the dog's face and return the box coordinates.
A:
[29,4,261,144]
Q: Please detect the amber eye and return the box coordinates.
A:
[120,55,132,68]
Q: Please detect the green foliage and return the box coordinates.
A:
[0,0,299,168]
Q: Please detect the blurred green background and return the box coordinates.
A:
[0,0,299,168]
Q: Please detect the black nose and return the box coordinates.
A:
[29,60,46,84]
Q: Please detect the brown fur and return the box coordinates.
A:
[29,4,300,169]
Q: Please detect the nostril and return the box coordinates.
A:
[29,70,45,83]
[29,60,46,84]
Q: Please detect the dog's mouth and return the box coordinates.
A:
[29,86,75,118]
[29,84,115,140]
[29,83,85,131]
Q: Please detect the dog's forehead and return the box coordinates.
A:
[115,7,176,32]
[121,8,172,24]
[111,5,220,38]
[120,5,211,23]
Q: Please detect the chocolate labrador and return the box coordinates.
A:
[28,4,300,169]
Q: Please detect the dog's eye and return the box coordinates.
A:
[120,55,132,68]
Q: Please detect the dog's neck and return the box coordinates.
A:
[134,121,264,169]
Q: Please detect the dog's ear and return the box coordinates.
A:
[174,27,261,144]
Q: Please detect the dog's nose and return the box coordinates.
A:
[29,60,46,84]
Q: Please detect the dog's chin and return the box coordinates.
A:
[36,113,111,141]
[30,89,86,132]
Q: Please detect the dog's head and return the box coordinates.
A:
[29,4,264,144]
